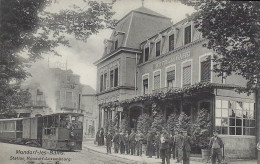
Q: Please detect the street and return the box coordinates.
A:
[0,142,136,164]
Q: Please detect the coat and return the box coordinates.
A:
[182,135,191,152]
[159,133,170,150]
[209,136,223,149]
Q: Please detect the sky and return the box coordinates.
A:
[29,0,195,90]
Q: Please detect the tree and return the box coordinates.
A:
[137,113,153,135]
[151,113,165,133]
[0,0,116,112]
[167,113,178,132]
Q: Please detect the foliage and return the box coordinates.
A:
[105,114,119,135]
[167,113,178,132]
[175,112,191,133]
[136,113,153,135]
[190,109,212,149]
[120,115,130,133]
[151,113,165,133]
[0,0,116,111]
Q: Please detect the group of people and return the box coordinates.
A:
[96,128,224,164]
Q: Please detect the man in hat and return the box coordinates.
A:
[124,130,130,154]
[175,130,183,163]
[113,130,120,153]
[154,131,161,159]
[105,131,113,154]
[146,130,155,158]
[129,129,136,155]
[160,129,170,164]
[182,130,191,164]
[136,129,144,156]
[209,130,224,164]
[119,130,126,154]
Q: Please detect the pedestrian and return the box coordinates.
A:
[119,130,125,154]
[96,129,100,145]
[154,131,161,159]
[160,129,170,164]
[172,131,178,160]
[124,130,130,154]
[113,130,120,153]
[175,131,183,163]
[209,130,224,164]
[182,130,191,164]
[168,131,174,159]
[135,129,144,156]
[129,129,136,155]
[146,130,154,158]
[105,131,113,154]
[100,128,104,146]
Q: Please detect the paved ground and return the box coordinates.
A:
[0,141,257,164]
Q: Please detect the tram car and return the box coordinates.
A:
[0,113,83,151]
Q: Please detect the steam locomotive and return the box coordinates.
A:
[0,113,83,151]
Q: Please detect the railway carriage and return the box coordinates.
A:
[0,113,83,151]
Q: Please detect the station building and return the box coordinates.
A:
[94,7,257,158]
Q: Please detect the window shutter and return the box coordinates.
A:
[201,60,211,82]
[167,70,175,81]
[143,79,148,85]
[154,75,160,90]
[169,34,174,51]
[156,41,161,57]
[183,65,191,86]
[145,47,149,61]
[184,25,191,45]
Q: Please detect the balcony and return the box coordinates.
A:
[152,87,180,93]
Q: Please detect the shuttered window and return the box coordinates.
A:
[183,65,191,86]
[156,41,161,57]
[169,34,174,51]
[201,60,211,82]
[154,74,160,90]
[145,47,149,62]
[167,70,175,88]
[184,25,191,45]
[143,79,148,94]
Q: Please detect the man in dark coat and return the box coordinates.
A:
[113,130,120,153]
[146,130,154,158]
[124,131,130,154]
[119,130,125,154]
[129,129,136,155]
[160,129,170,164]
[182,130,191,164]
[105,131,113,154]
[154,131,161,159]
[175,131,183,163]
[135,129,144,156]
[209,130,224,164]
[96,129,100,145]
[100,128,104,146]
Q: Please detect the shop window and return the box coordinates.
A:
[215,99,255,136]
[156,41,161,57]
[153,74,160,90]
[100,74,103,92]
[184,25,191,45]
[183,65,191,86]
[166,70,175,88]
[201,59,211,82]
[144,47,149,62]
[169,34,174,51]
[143,79,148,94]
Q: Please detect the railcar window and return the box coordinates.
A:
[71,116,83,129]
[60,115,71,129]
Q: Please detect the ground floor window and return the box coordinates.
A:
[215,99,255,136]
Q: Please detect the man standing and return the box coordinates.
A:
[129,129,136,155]
[154,131,161,159]
[119,130,125,154]
[113,130,120,153]
[105,131,113,154]
[160,129,170,164]
[124,130,130,154]
[146,130,154,158]
[136,129,144,156]
[209,130,224,164]
[182,130,191,164]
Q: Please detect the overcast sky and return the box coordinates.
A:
[35,0,195,90]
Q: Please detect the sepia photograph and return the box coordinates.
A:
[0,0,259,164]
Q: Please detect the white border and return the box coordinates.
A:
[181,59,193,88]
[199,53,213,83]
[165,64,176,88]
[142,73,149,95]
[152,69,161,90]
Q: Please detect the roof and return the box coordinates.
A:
[82,85,96,95]
[133,7,170,19]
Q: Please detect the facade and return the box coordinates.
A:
[95,7,258,159]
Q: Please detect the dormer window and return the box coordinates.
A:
[144,47,149,62]
[156,41,161,57]
[169,34,174,51]
[114,40,118,50]
[184,25,192,45]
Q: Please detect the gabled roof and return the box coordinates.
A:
[133,7,170,19]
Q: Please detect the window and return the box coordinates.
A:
[110,70,114,88]
[183,65,191,86]
[104,73,107,90]
[114,68,118,87]
[184,25,191,45]
[143,79,148,94]
[144,47,149,62]
[201,59,211,82]
[156,41,161,57]
[114,40,118,50]
[167,70,175,88]
[65,92,73,108]
[215,99,255,136]
[169,34,174,51]
[153,74,160,90]
[100,74,103,92]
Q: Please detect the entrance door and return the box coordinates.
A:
[129,106,142,130]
